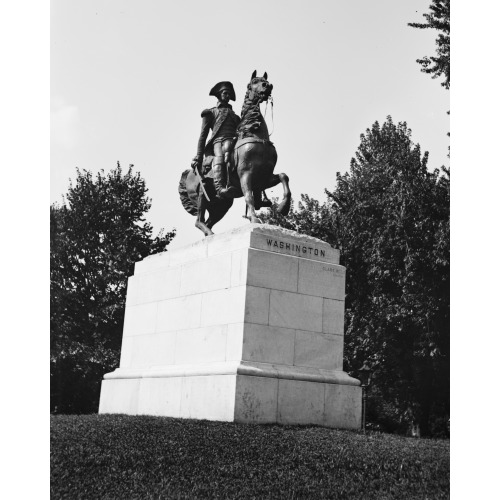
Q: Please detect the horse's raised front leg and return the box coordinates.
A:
[240,172,261,224]
[263,173,291,216]
[194,190,214,236]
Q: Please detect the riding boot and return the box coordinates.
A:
[213,157,238,199]
[223,151,239,197]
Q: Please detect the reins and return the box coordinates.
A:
[263,96,274,136]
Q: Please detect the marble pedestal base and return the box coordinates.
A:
[99,224,361,429]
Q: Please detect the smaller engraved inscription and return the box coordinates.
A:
[297,259,346,300]
[322,266,344,276]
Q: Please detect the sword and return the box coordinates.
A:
[193,162,211,202]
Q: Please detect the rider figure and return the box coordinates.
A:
[191,81,239,199]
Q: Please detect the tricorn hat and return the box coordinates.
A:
[209,81,236,101]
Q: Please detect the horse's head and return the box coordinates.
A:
[247,70,273,103]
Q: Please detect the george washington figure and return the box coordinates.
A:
[191,81,240,199]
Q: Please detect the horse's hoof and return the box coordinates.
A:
[250,216,262,224]
[277,199,291,216]
[195,222,214,236]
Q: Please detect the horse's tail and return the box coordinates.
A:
[178,169,198,215]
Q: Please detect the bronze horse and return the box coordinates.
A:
[179,71,291,236]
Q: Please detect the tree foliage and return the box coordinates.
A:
[51,163,175,413]
[262,117,449,436]
[409,0,450,89]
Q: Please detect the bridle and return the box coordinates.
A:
[263,95,274,137]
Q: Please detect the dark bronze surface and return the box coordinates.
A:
[180,71,291,236]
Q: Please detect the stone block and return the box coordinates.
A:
[323,298,345,335]
[156,294,203,333]
[180,253,232,296]
[242,323,295,365]
[124,276,139,307]
[294,330,344,371]
[246,248,298,292]
[179,375,237,421]
[134,251,170,274]
[244,286,270,325]
[168,240,208,268]
[119,336,133,367]
[122,302,158,337]
[126,267,182,307]
[298,259,345,300]
[234,375,278,424]
[119,332,176,369]
[200,286,246,326]
[277,379,325,425]
[175,325,228,365]
[269,290,323,332]
[248,224,339,263]
[230,248,249,287]
[325,384,362,429]
[225,323,244,361]
[206,228,251,257]
[137,377,183,418]
[99,378,141,414]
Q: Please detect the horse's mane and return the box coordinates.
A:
[237,88,262,138]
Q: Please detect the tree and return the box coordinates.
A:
[333,118,449,436]
[262,117,449,436]
[409,0,450,89]
[51,163,175,413]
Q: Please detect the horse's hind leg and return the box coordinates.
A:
[194,191,214,236]
[240,172,261,224]
[276,173,291,215]
[263,173,291,215]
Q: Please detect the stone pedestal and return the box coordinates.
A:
[99,224,361,429]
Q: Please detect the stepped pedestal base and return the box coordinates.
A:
[99,224,361,429]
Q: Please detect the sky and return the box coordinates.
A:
[51,0,449,249]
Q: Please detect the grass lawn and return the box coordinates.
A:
[51,414,449,499]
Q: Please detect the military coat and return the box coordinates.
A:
[196,103,240,159]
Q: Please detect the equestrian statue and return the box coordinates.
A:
[178,71,291,236]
